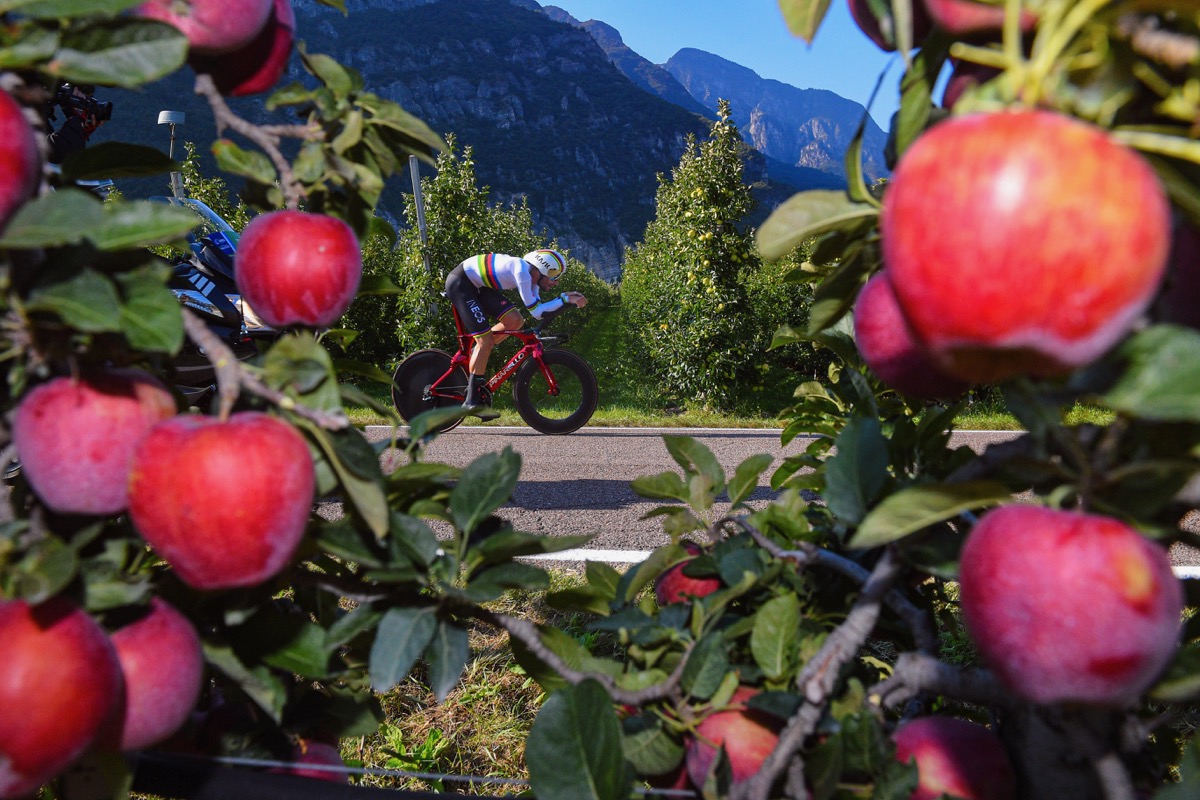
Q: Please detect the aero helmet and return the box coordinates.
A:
[524,249,567,280]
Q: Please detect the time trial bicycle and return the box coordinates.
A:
[391,301,598,435]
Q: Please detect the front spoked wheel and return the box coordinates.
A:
[391,349,468,433]
[513,348,598,434]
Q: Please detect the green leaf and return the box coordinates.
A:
[305,50,357,97]
[664,434,726,496]
[844,116,875,205]
[27,268,122,332]
[60,142,176,181]
[91,201,198,250]
[16,0,142,17]
[50,19,187,87]
[301,422,389,539]
[682,632,731,700]
[751,594,801,680]
[615,548,679,605]
[332,109,364,154]
[1104,326,1200,421]
[203,640,287,722]
[622,714,684,779]
[233,611,330,679]
[115,264,185,352]
[777,0,834,44]
[757,190,877,261]
[450,447,521,536]
[849,481,1010,549]
[12,538,79,604]
[325,604,384,654]
[466,561,550,601]
[0,26,59,70]
[807,248,872,334]
[333,357,395,385]
[213,138,277,186]
[631,471,689,502]
[893,35,950,159]
[470,528,594,566]
[526,681,632,800]
[547,561,621,616]
[369,606,438,692]
[1151,641,1200,702]
[729,453,773,508]
[0,189,103,248]
[825,416,889,527]
[425,619,470,702]
[362,92,446,151]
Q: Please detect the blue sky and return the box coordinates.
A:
[542,0,902,129]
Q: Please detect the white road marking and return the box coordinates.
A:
[526,550,1200,580]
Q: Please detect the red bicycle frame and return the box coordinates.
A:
[426,306,564,403]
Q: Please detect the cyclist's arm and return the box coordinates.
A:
[526,295,566,319]
[515,269,566,319]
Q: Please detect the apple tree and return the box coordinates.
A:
[0,1,592,797]
[620,99,762,409]
[513,2,1200,800]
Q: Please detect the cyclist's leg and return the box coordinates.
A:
[469,296,518,374]
[445,266,490,337]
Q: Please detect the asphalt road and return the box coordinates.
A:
[359,425,1026,560]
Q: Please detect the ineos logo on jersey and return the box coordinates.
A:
[467,300,486,325]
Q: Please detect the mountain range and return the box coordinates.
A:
[101,0,888,280]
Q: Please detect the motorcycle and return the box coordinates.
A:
[151,194,277,406]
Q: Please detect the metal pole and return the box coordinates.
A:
[408,155,437,318]
[158,110,186,199]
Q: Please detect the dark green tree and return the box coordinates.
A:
[620,100,761,409]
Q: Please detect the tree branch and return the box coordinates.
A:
[471,607,693,707]
[728,518,937,655]
[870,652,1010,710]
[734,549,904,800]
[181,309,350,430]
[193,73,323,210]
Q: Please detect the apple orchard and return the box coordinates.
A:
[5,0,1200,798]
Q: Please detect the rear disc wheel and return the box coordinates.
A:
[391,349,467,433]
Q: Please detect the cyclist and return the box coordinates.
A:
[445,249,587,407]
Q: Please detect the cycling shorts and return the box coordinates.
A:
[445,265,515,336]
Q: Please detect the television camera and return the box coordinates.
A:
[48,82,112,123]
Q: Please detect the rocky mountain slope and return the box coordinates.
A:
[100,0,882,279]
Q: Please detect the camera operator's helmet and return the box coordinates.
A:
[524,249,567,280]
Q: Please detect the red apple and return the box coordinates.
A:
[654,541,721,605]
[854,272,969,400]
[922,0,1037,37]
[271,739,348,783]
[127,411,315,590]
[0,88,39,234]
[0,597,123,799]
[236,210,363,328]
[12,370,176,515]
[893,717,1016,800]
[105,598,205,751]
[881,110,1170,384]
[188,0,295,96]
[848,0,931,52]
[959,505,1183,706]
[135,0,273,56]
[686,687,780,788]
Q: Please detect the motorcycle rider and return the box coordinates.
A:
[444,249,587,408]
